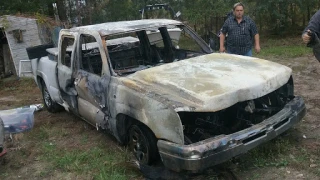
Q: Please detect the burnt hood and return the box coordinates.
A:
[123,53,292,112]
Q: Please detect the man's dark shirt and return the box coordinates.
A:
[303,10,320,37]
[221,16,258,55]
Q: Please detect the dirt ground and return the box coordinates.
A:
[234,55,320,180]
[0,55,320,180]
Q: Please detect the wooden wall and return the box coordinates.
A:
[0,15,42,76]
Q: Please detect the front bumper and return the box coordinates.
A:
[158,96,306,172]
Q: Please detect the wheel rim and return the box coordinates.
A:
[43,86,52,107]
[129,125,149,164]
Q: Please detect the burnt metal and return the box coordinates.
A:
[179,25,213,53]
[108,25,211,76]
[179,80,295,143]
[159,27,175,62]
[158,96,306,172]
[71,19,183,36]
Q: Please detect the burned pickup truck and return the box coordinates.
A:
[30,19,306,172]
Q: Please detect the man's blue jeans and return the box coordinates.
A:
[228,49,252,56]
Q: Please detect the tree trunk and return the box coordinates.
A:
[85,0,92,25]
[291,3,294,27]
[56,0,67,21]
[47,3,54,18]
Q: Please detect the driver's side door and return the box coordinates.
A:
[73,33,111,129]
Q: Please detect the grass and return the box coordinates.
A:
[39,142,137,179]
[26,115,141,179]
[255,45,311,59]
[32,132,139,179]
[0,77,40,109]
[253,37,313,59]
[31,115,139,179]
[236,137,293,169]
[235,131,320,179]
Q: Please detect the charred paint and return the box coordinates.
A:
[70,19,183,36]
[158,97,306,172]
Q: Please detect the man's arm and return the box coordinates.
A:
[248,18,260,54]
[254,34,260,53]
[302,10,320,44]
[219,19,229,53]
[219,33,226,53]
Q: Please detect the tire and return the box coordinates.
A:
[41,82,62,113]
[128,124,159,165]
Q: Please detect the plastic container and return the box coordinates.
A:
[0,107,35,134]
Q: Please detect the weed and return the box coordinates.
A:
[253,36,312,59]
[246,173,261,180]
[81,134,88,144]
[39,141,139,179]
[38,126,50,140]
[255,45,311,58]
[3,87,17,91]
[237,137,295,169]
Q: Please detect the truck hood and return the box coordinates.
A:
[124,53,292,112]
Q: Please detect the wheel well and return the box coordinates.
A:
[116,114,157,144]
[37,76,44,89]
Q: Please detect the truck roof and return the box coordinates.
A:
[69,19,182,36]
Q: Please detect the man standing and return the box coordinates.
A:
[219,2,260,56]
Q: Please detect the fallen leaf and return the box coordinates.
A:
[296,174,304,178]
[310,164,317,168]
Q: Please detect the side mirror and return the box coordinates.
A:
[175,11,181,18]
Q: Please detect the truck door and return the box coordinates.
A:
[57,33,78,111]
[74,33,111,130]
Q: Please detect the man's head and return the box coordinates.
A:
[233,2,245,19]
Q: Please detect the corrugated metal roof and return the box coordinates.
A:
[70,19,182,36]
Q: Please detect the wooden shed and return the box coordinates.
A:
[0,15,49,78]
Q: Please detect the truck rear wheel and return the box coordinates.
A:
[41,82,62,113]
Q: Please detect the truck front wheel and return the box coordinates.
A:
[128,124,158,165]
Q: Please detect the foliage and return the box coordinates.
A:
[0,16,10,30]
[1,0,320,36]
[0,0,55,15]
